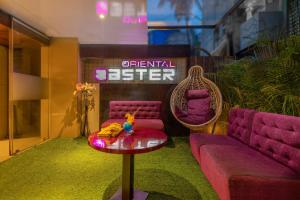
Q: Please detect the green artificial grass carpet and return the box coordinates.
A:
[0,137,218,200]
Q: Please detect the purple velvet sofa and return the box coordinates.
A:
[101,101,164,130]
[190,108,300,200]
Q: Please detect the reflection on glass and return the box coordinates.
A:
[124,2,136,16]
[200,0,239,25]
[148,29,187,45]
[96,0,147,24]
[12,26,43,153]
[239,0,284,50]
[147,0,239,26]
[89,131,167,152]
[149,28,211,47]
[110,2,122,17]
[148,0,285,56]
[96,0,108,19]
[13,31,41,76]
[0,23,9,161]
[0,24,9,141]
[13,101,40,139]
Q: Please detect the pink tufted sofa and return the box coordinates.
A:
[190,108,300,200]
[101,101,164,131]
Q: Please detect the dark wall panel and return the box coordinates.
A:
[81,44,190,136]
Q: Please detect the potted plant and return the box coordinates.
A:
[73,82,96,137]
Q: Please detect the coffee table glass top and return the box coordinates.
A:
[88,129,168,154]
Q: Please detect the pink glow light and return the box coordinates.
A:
[93,139,106,148]
[96,0,108,16]
[123,16,147,24]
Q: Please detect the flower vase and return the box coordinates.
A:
[81,94,90,137]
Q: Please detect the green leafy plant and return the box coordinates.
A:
[212,35,300,116]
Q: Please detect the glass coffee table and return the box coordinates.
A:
[88,129,168,200]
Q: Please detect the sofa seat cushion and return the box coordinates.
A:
[200,145,300,200]
[189,134,243,164]
[101,119,164,131]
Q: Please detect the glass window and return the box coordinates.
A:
[147,0,240,26]
[148,28,215,53]
[13,30,42,76]
[11,21,45,154]
[239,0,285,50]
[147,0,287,56]
[0,24,9,143]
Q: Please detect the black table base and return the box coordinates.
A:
[110,154,148,200]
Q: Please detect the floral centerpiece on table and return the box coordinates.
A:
[73,82,96,137]
[97,107,140,138]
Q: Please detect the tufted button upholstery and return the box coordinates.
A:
[109,101,161,119]
[250,112,300,173]
[228,108,256,144]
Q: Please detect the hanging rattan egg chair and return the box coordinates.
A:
[170,65,222,131]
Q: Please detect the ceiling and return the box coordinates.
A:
[0,0,148,44]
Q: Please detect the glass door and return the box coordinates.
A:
[0,23,9,161]
[0,13,49,160]
[10,19,49,154]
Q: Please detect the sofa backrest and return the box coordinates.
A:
[250,112,300,173]
[228,108,256,145]
[109,101,161,119]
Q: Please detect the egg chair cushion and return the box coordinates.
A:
[187,89,214,120]
[187,89,210,99]
[175,106,188,118]
[176,89,215,125]
[179,111,215,125]
[188,97,212,115]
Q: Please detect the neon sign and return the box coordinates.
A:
[95,59,176,83]
[123,16,147,24]
[121,60,175,68]
[96,1,147,24]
